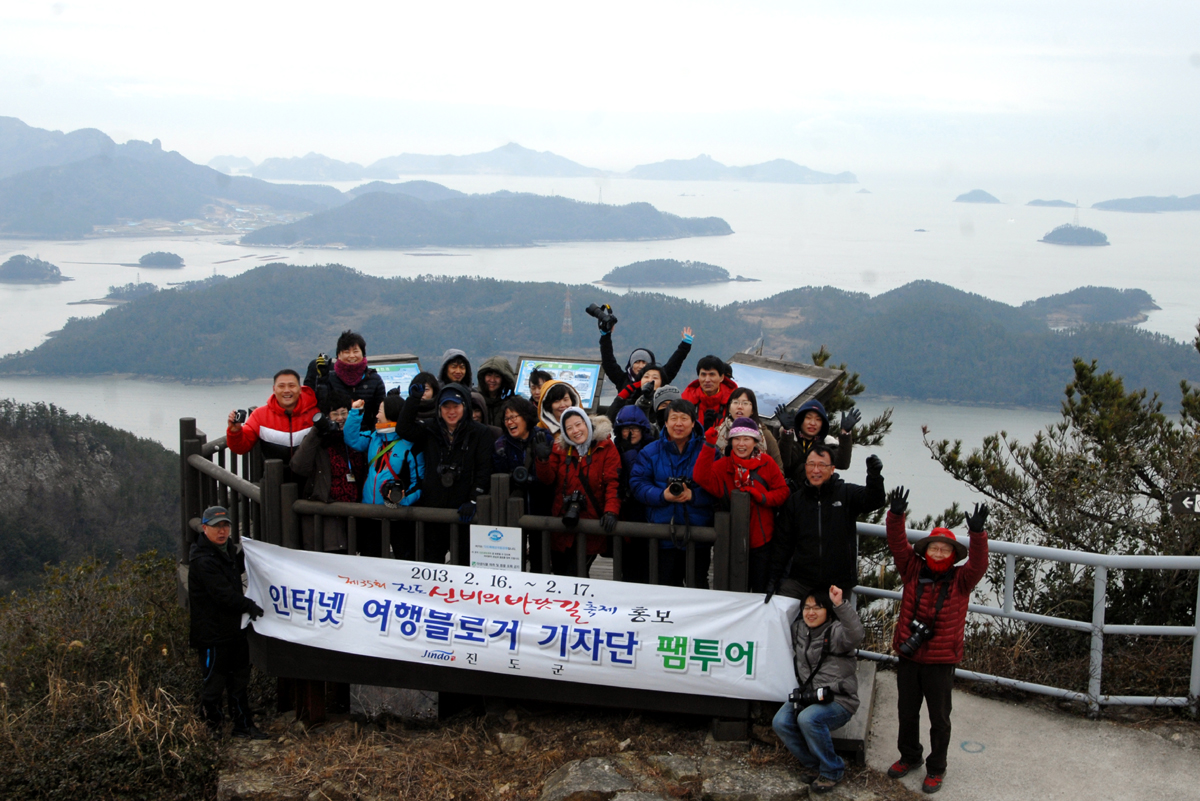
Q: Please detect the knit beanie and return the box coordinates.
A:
[652,384,682,410]
[727,416,761,441]
[628,348,653,368]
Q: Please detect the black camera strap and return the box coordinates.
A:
[567,452,606,520]
[912,574,953,628]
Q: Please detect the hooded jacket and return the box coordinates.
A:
[537,379,583,434]
[343,407,424,507]
[303,358,387,425]
[394,383,493,510]
[791,601,866,715]
[470,390,503,443]
[692,429,790,549]
[188,534,256,649]
[477,356,517,427]
[887,511,988,664]
[779,399,853,477]
[599,334,692,392]
[227,386,319,463]
[769,463,886,592]
[534,411,621,555]
[681,376,738,431]
[438,348,474,389]
[613,405,656,522]
[629,425,716,540]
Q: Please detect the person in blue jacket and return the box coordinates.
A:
[344,388,424,558]
[629,398,716,587]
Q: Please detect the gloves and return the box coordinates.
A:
[640,379,655,397]
[774,404,796,431]
[703,410,717,430]
[458,502,476,524]
[532,432,553,461]
[315,353,329,380]
[745,486,767,505]
[965,502,989,533]
[841,408,861,433]
[600,512,619,534]
[888,485,909,515]
[763,574,781,604]
[408,381,425,400]
[617,381,639,400]
[682,330,694,344]
[246,601,265,621]
[866,454,883,475]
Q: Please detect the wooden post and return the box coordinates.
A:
[281,482,300,550]
[490,473,510,527]
[260,459,284,545]
[180,420,201,566]
[728,491,751,593]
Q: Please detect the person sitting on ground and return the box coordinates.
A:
[713,387,783,469]
[537,379,583,435]
[777,399,857,479]
[477,356,517,427]
[303,330,387,425]
[629,398,716,587]
[343,389,425,558]
[290,391,367,553]
[533,406,621,576]
[226,369,318,479]
[772,584,864,794]
[693,416,790,592]
[885,488,989,795]
[528,369,552,407]
[595,306,693,392]
[611,403,656,583]
[438,348,474,389]
[409,372,440,422]
[394,380,493,564]
[682,355,738,432]
[766,445,885,601]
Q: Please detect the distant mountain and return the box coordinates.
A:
[1040,224,1109,246]
[207,155,255,174]
[1092,195,1200,213]
[954,189,1001,203]
[241,190,733,248]
[253,152,366,182]
[1021,287,1157,327]
[0,116,116,180]
[346,180,467,202]
[626,154,856,184]
[365,142,602,178]
[1027,199,1076,208]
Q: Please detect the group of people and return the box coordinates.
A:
[200,317,990,794]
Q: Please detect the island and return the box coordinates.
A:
[1092,195,1200,213]
[1027,199,1076,208]
[1021,287,1157,327]
[137,251,184,268]
[626,154,856,184]
[596,259,759,287]
[1039,224,1109,246]
[69,281,159,306]
[954,190,1001,203]
[0,254,71,283]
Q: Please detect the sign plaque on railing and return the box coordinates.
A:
[469,525,523,572]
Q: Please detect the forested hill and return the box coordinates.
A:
[1,265,1196,409]
[0,400,178,592]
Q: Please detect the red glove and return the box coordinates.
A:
[744,486,767,504]
[705,425,720,444]
[617,381,641,400]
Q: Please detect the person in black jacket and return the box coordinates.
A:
[766,445,886,601]
[189,506,266,738]
[394,380,493,564]
[595,303,693,392]
[303,330,387,425]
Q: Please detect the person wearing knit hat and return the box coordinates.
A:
[651,384,683,429]
[884,487,989,795]
[595,308,694,392]
[693,416,790,592]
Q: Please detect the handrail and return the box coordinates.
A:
[517,514,718,542]
[201,435,227,457]
[292,499,462,523]
[187,453,261,502]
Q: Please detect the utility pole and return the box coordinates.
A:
[561,287,573,347]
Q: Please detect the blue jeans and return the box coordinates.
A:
[772,700,853,780]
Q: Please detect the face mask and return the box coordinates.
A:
[926,553,955,573]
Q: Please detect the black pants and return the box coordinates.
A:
[657,544,712,588]
[197,639,253,731]
[619,537,651,583]
[748,545,770,593]
[896,658,955,775]
[778,577,814,601]
[549,547,598,577]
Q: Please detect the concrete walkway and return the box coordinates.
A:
[866,669,1200,800]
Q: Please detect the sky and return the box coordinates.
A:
[2,1,1199,192]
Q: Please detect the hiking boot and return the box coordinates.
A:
[231,724,268,740]
[794,766,820,784]
[888,760,918,779]
[811,776,841,794]
[922,773,944,794]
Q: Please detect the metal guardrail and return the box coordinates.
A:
[853,521,1200,716]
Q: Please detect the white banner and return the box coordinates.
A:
[242,539,800,701]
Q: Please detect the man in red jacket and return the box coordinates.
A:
[885,486,988,795]
[226,369,319,476]
[681,355,737,432]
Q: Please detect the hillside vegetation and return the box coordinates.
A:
[600,259,731,286]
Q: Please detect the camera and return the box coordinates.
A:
[562,490,585,528]
[585,303,618,333]
[667,476,689,498]
[233,409,248,425]
[512,465,531,485]
[437,463,461,488]
[380,479,407,508]
[789,686,834,711]
[898,619,934,657]
[311,412,342,436]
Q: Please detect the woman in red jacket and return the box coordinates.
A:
[693,416,790,592]
[534,406,621,576]
[885,486,989,795]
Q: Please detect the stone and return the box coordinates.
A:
[539,757,635,801]
[497,732,529,754]
[699,756,741,778]
[217,771,307,801]
[612,794,675,801]
[700,766,807,801]
[647,754,700,783]
[504,708,521,724]
[703,732,750,754]
[826,784,880,801]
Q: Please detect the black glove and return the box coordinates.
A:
[640,379,655,397]
[532,431,553,461]
[458,502,476,524]
[246,601,265,621]
[866,454,883,475]
[841,408,862,433]
[703,410,717,430]
[763,575,781,604]
[888,485,909,515]
[315,353,329,380]
[774,404,796,431]
[600,512,618,534]
[408,380,425,400]
[965,502,989,533]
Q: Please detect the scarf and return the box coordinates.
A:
[730,451,764,490]
[334,357,369,387]
[925,554,955,573]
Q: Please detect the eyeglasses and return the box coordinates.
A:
[803,604,823,611]
[805,462,834,470]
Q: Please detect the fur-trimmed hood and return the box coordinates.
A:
[554,409,613,455]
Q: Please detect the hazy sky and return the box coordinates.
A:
[3,1,1198,191]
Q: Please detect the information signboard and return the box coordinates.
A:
[371,354,423,396]
[469,525,523,572]
[514,356,605,410]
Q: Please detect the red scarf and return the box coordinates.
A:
[926,554,955,573]
[730,450,764,490]
[334,357,369,387]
